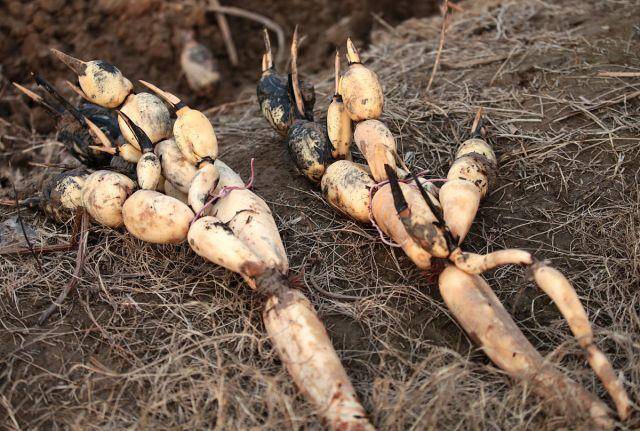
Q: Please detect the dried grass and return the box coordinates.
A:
[1,0,639,429]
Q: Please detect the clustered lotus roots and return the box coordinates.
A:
[255,27,631,430]
[9,25,632,430]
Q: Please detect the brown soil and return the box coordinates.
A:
[1,0,640,429]
[0,0,437,129]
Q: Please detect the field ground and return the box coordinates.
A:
[1,0,639,429]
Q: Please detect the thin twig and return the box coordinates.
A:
[205,4,286,67]
[553,89,640,122]
[596,71,640,78]
[304,268,362,301]
[441,53,509,70]
[10,174,44,274]
[28,161,75,170]
[202,98,253,116]
[489,44,521,86]
[38,209,89,326]
[371,13,400,37]
[209,0,238,66]
[0,243,78,256]
[426,1,450,93]
[471,107,484,134]
[290,26,305,117]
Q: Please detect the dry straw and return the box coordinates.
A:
[1,0,639,428]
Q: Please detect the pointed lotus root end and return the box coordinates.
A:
[334,50,341,95]
[85,117,113,148]
[439,179,481,244]
[64,80,90,102]
[116,111,139,146]
[346,38,361,64]
[50,48,87,75]
[138,80,182,107]
[89,145,116,155]
[262,28,273,70]
[288,26,306,118]
[13,82,43,102]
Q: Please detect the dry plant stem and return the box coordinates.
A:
[596,71,640,77]
[334,50,340,94]
[263,28,273,69]
[0,243,79,256]
[12,82,60,114]
[470,107,483,135]
[438,266,613,429]
[10,176,45,274]
[426,0,449,93]
[38,209,89,326]
[28,162,75,170]
[205,4,286,66]
[290,26,305,117]
[209,0,238,66]
[202,98,252,116]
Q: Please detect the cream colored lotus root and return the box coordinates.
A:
[137,152,162,190]
[139,80,218,165]
[211,189,288,273]
[321,160,374,224]
[51,49,132,108]
[354,119,404,181]
[122,190,194,244]
[338,38,383,121]
[118,92,172,146]
[155,139,198,193]
[188,163,220,213]
[188,215,265,279]
[327,51,352,159]
[81,170,135,228]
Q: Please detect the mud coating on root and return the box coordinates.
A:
[456,153,498,192]
[322,165,372,216]
[257,270,295,304]
[286,121,332,182]
[400,216,446,254]
[300,80,316,118]
[257,73,294,133]
[94,60,119,76]
[41,168,88,221]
